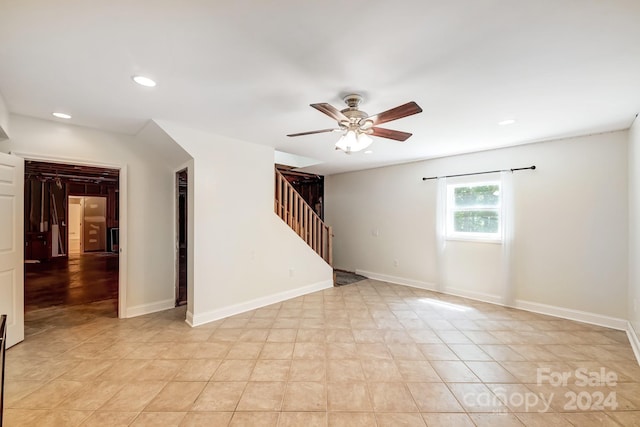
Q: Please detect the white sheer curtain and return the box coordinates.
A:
[500,171,515,306]
[435,177,448,292]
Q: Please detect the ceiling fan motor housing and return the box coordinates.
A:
[341,94,368,129]
[343,94,363,108]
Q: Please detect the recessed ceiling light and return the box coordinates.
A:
[498,119,516,126]
[132,75,157,87]
[364,150,373,154]
[52,112,71,119]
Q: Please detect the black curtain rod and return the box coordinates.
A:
[422,165,536,181]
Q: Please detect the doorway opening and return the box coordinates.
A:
[175,168,188,307]
[24,161,120,317]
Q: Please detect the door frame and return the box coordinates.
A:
[12,151,128,318]
[174,161,193,319]
[175,168,188,307]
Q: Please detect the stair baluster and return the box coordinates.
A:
[275,169,332,266]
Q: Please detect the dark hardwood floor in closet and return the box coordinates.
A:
[24,253,118,313]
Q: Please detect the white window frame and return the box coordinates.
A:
[446,180,502,242]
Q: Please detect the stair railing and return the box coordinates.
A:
[275,169,332,265]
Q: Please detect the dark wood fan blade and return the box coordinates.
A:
[310,103,349,122]
[367,101,422,125]
[287,128,338,137]
[371,127,412,141]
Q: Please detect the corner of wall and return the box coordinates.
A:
[628,321,640,366]
[135,119,192,167]
[0,90,10,139]
[628,114,640,352]
[126,299,175,318]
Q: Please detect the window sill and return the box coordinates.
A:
[446,236,503,245]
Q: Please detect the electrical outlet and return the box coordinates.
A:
[393,259,399,267]
[289,268,295,277]
[371,229,379,237]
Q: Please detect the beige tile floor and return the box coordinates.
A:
[4,280,640,426]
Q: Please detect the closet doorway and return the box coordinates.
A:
[24,160,120,314]
[175,168,188,307]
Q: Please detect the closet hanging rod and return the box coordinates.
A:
[422,165,536,181]
[31,172,119,183]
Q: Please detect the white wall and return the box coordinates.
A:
[156,120,333,326]
[0,91,9,139]
[326,131,628,322]
[0,115,185,315]
[629,117,640,344]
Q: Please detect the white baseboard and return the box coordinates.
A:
[514,299,627,331]
[354,269,627,332]
[444,287,503,305]
[355,270,438,291]
[627,322,640,366]
[354,270,502,305]
[126,298,175,318]
[185,310,195,327]
[190,280,333,327]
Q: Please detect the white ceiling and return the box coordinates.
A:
[1,0,639,175]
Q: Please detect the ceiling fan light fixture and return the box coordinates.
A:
[335,130,355,152]
[357,132,373,149]
[335,130,373,153]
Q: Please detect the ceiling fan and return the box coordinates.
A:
[287,94,423,153]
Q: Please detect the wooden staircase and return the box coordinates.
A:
[275,169,332,265]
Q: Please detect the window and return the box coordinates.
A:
[447,181,501,241]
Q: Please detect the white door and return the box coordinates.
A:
[68,196,82,254]
[0,152,24,348]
